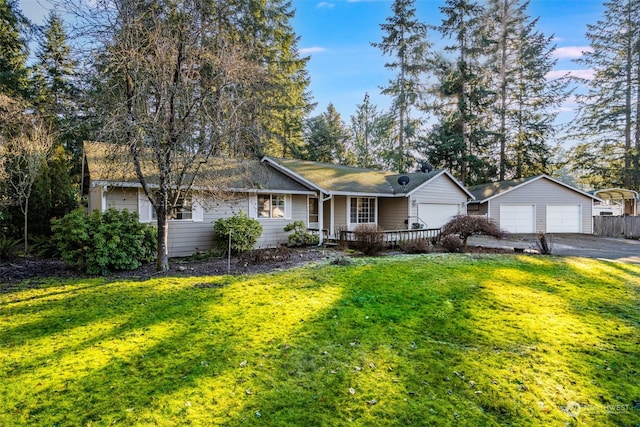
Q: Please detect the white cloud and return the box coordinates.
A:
[553,46,593,59]
[546,69,595,80]
[317,2,335,8]
[300,47,328,55]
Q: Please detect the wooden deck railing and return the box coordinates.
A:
[337,228,441,248]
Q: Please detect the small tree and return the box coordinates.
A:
[440,215,507,250]
[0,94,54,254]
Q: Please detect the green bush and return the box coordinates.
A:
[51,208,157,275]
[213,212,263,255]
[0,235,22,259]
[284,221,320,246]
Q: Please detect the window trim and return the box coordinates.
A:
[349,196,377,225]
[257,193,289,219]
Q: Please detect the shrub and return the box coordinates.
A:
[353,224,385,256]
[29,234,61,258]
[51,208,157,275]
[441,234,463,253]
[440,215,507,250]
[213,212,263,255]
[400,238,432,254]
[284,221,319,246]
[0,235,21,260]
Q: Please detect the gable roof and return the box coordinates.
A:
[83,141,314,194]
[468,174,601,203]
[262,157,473,198]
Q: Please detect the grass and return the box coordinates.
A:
[1,253,639,426]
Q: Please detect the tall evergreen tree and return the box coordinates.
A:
[432,0,492,185]
[483,0,568,179]
[0,0,29,98]
[570,0,640,189]
[349,93,393,169]
[303,104,350,164]
[372,0,431,173]
[236,0,313,158]
[32,12,80,221]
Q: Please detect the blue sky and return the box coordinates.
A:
[19,0,604,122]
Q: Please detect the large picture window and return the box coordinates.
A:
[350,197,376,224]
[258,194,285,218]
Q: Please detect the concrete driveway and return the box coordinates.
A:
[467,234,640,265]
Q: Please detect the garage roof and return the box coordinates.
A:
[468,174,602,203]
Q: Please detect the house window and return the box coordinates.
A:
[350,197,376,224]
[258,194,285,218]
[309,197,319,223]
[173,196,193,220]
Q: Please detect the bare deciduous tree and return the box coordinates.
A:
[68,0,267,271]
[0,94,54,254]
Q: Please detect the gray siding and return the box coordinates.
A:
[98,189,310,257]
[379,198,408,231]
[408,174,468,221]
[255,194,308,248]
[488,178,594,234]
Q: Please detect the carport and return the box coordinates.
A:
[592,188,638,216]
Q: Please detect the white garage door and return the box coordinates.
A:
[546,205,581,233]
[418,203,460,229]
[500,205,535,233]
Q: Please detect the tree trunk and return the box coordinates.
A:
[23,198,29,255]
[156,209,170,272]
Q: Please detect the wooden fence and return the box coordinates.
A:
[593,216,640,239]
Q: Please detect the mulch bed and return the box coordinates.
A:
[0,244,513,289]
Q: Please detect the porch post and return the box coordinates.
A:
[318,192,324,245]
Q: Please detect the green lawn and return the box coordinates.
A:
[1,254,639,426]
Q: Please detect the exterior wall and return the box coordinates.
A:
[97,187,310,257]
[255,194,308,249]
[168,193,310,256]
[87,185,104,212]
[487,179,594,234]
[333,196,348,235]
[408,174,468,222]
[467,202,488,216]
[379,197,409,231]
[105,188,138,212]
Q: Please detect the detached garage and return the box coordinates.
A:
[467,175,600,234]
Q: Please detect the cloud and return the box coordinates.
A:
[553,46,593,59]
[300,47,328,55]
[317,2,335,8]
[546,69,595,80]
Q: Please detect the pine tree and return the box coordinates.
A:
[432,0,492,185]
[483,0,569,179]
[570,0,640,189]
[303,104,350,164]
[349,93,393,169]
[372,0,431,173]
[0,0,29,98]
[235,0,313,158]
